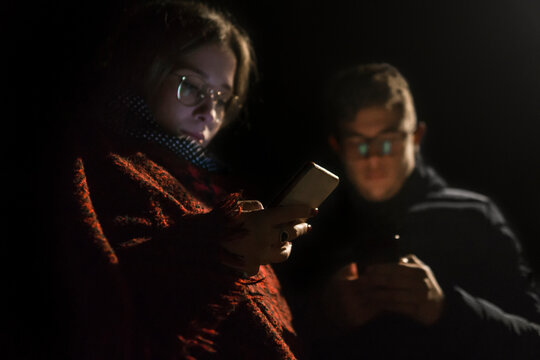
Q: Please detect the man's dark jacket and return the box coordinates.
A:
[275,158,540,359]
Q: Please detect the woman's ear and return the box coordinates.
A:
[328,135,340,153]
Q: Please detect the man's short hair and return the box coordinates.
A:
[325,63,417,137]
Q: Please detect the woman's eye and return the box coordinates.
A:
[182,81,198,95]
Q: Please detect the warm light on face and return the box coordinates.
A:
[339,106,419,202]
[150,43,237,147]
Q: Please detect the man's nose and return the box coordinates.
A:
[362,144,383,160]
[364,152,383,167]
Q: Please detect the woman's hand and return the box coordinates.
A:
[220,200,316,276]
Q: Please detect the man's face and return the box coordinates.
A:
[335,106,422,202]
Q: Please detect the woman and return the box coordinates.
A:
[57,1,315,359]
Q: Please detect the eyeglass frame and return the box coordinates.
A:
[174,73,238,109]
[340,129,413,158]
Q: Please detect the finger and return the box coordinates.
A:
[377,300,419,318]
[368,288,423,305]
[401,254,425,267]
[276,222,311,244]
[367,274,429,290]
[265,204,317,225]
[366,262,426,280]
[355,274,369,285]
[293,222,311,237]
[400,254,440,289]
[366,262,423,274]
[365,266,428,289]
[333,262,359,280]
[399,256,412,264]
[238,200,264,212]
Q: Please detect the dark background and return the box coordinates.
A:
[18,0,538,267]
[225,0,540,275]
[220,0,540,277]
[7,0,540,357]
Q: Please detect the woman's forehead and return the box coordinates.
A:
[174,43,236,89]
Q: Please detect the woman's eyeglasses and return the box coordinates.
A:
[342,131,410,158]
[175,74,236,111]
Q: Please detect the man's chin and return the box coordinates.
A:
[359,185,396,202]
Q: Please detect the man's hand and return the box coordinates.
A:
[361,254,445,326]
[322,262,381,329]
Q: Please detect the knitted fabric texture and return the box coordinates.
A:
[62,111,299,359]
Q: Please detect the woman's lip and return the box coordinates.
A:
[183,131,204,142]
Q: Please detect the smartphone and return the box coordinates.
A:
[269,162,340,208]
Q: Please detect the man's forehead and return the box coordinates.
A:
[341,124,402,138]
[339,106,413,137]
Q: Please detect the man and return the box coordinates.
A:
[275,63,540,359]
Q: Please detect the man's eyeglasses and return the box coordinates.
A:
[175,74,237,111]
[342,131,410,159]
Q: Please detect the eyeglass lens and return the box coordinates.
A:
[346,133,406,158]
[357,139,393,157]
[177,75,232,108]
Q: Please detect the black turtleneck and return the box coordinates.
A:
[277,156,540,360]
[326,158,446,270]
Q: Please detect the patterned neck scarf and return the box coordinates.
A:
[110,93,225,172]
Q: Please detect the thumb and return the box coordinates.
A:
[334,262,359,280]
[238,200,264,212]
[400,254,425,266]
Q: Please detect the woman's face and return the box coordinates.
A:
[151,43,237,147]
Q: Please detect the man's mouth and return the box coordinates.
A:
[365,172,387,180]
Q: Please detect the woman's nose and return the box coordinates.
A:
[193,97,218,124]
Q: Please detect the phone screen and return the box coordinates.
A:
[269,162,339,208]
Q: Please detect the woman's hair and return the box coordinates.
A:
[324,63,417,137]
[100,0,256,123]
